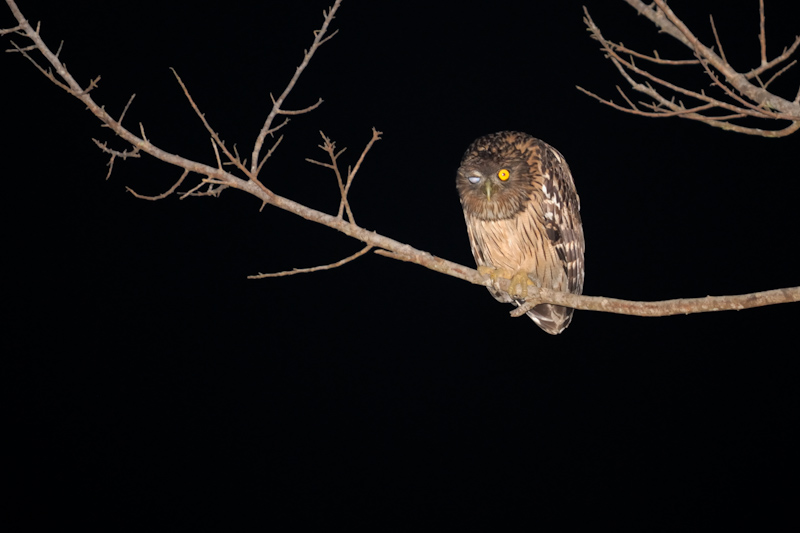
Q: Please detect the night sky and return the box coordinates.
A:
[6,0,798,525]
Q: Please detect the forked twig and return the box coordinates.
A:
[306,132,351,219]
[250,0,343,177]
[171,68,251,179]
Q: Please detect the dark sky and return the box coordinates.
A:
[6,0,798,525]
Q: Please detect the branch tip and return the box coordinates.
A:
[581,0,800,137]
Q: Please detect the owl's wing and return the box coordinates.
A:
[540,147,585,295]
[521,147,585,334]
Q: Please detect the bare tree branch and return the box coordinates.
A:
[3,0,798,321]
[249,0,341,177]
[511,286,800,318]
[582,0,800,137]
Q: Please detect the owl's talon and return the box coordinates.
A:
[478,266,531,299]
[477,265,497,278]
[508,270,531,299]
[479,265,511,294]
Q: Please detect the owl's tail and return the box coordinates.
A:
[523,303,575,335]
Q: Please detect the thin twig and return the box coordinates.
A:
[709,15,727,66]
[248,245,373,279]
[763,59,796,90]
[127,169,190,200]
[344,128,382,205]
[92,139,141,179]
[92,139,141,159]
[271,94,323,115]
[607,41,699,65]
[118,94,135,125]
[0,23,23,35]
[211,138,223,169]
[578,85,720,118]
[254,134,284,176]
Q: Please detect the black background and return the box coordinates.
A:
[6,0,798,526]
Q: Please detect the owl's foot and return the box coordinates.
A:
[508,270,533,299]
[478,266,532,299]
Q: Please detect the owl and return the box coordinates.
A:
[456,131,585,334]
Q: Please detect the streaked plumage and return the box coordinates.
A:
[456,131,585,334]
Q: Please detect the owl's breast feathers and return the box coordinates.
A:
[457,131,585,334]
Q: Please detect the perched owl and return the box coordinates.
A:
[456,131,585,334]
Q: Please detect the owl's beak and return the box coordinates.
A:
[483,180,494,202]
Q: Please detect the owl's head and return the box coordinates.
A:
[456,131,539,221]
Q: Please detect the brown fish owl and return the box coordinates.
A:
[456,131,585,334]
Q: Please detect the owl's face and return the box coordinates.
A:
[456,139,537,221]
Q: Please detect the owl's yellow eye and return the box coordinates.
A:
[497,169,510,181]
